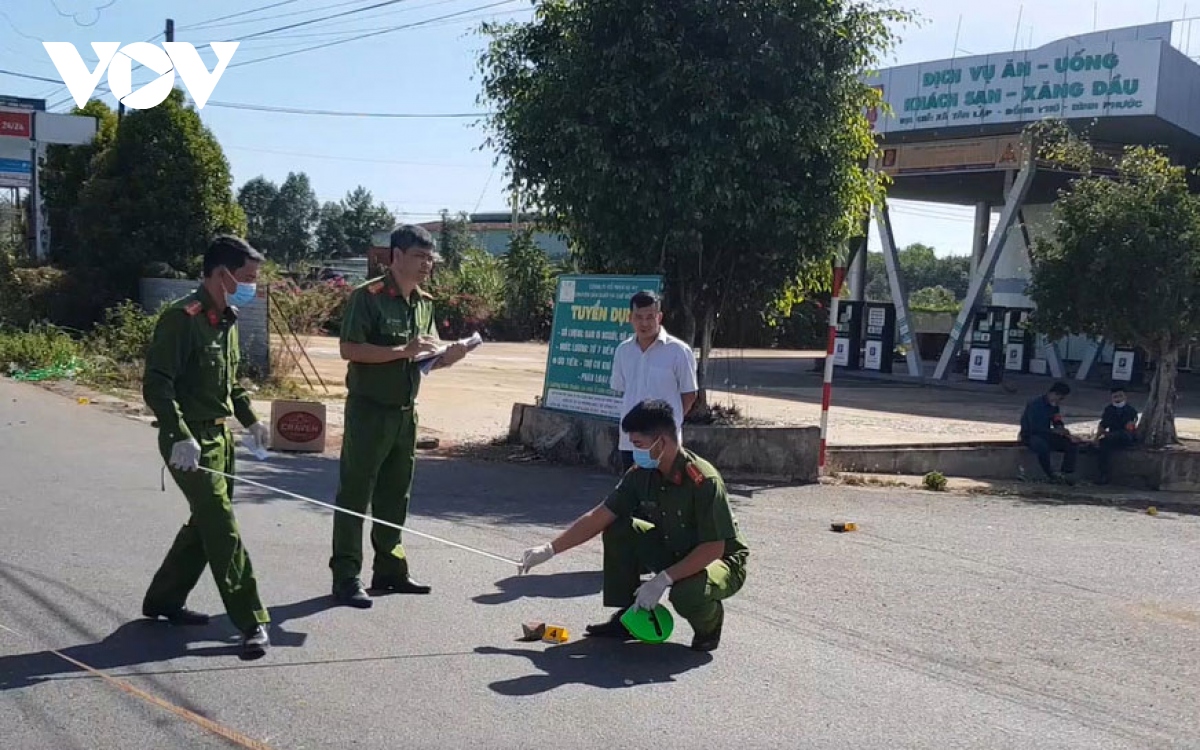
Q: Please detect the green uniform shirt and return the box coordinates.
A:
[604,448,750,566]
[340,273,437,407]
[142,285,258,444]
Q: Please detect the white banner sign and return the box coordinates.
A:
[864,340,883,370]
[833,337,850,367]
[968,348,991,381]
[866,33,1163,135]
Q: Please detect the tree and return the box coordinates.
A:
[237,176,280,255]
[501,229,556,340]
[479,0,908,410]
[315,201,350,258]
[438,209,483,269]
[1027,124,1200,447]
[39,99,119,268]
[73,88,245,295]
[271,172,319,266]
[338,186,395,257]
[909,285,959,312]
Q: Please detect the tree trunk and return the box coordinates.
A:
[1139,346,1180,447]
[692,304,715,418]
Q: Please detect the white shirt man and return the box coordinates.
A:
[609,291,698,469]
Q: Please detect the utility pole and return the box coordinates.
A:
[120,20,173,123]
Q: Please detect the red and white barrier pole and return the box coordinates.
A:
[818,265,847,475]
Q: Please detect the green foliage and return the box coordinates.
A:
[0,322,83,374]
[39,100,119,268]
[922,471,948,492]
[437,210,483,269]
[237,176,280,253]
[909,285,961,312]
[71,89,245,300]
[270,279,352,336]
[429,246,505,338]
[87,301,160,364]
[1027,122,1200,446]
[478,0,911,389]
[315,201,350,258]
[337,187,395,257]
[864,245,972,302]
[237,173,320,266]
[500,230,556,340]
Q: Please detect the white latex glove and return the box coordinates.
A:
[248,422,270,450]
[519,543,555,575]
[633,571,673,611]
[169,438,202,472]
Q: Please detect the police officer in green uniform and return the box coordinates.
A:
[141,235,272,660]
[331,224,469,608]
[519,399,749,651]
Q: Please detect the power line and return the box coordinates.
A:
[178,0,308,31]
[0,68,61,84]
[222,0,413,44]
[208,100,490,117]
[181,0,379,32]
[224,0,518,69]
[224,143,492,168]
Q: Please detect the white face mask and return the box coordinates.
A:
[1112,400,1126,408]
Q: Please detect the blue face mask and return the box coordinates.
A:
[228,282,257,307]
[631,438,662,470]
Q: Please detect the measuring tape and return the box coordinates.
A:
[194,466,522,570]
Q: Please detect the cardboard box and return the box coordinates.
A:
[270,400,326,452]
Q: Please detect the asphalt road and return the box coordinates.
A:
[2,379,1198,749]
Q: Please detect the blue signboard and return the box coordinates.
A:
[0,157,32,188]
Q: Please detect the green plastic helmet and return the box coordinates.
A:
[620,605,674,644]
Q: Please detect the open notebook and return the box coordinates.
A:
[415,332,483,375]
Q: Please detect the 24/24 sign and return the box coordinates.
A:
[43,41,238,110]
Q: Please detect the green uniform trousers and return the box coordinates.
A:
[602,518,746,636]
[143,423,269,633]
[329,396,419,583]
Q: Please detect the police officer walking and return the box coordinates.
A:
[518,399,749,651]
[330,225,469,608]
[141,235,272,660]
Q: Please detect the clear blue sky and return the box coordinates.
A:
[0,0,1194,256]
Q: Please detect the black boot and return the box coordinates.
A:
[142,605,211,626]
[333,578,373,609]
[240,625,269,661]
[690,602,724,652]
[370,572,431,595]
[584,609,633,639]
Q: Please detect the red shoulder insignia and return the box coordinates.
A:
[367,281,385,295]
[184,301,203,316]
[685,463,706,486]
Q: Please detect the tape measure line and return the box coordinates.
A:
[0,622,274,750]
[195,466,521,569]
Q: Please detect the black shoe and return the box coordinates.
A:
[690,602,724,652]
[240,625,269,661]
[333,578,373,609]
[370,573,431,595]
[142,606,211,626]
[584,609,633,639]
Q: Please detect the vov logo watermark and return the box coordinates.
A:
[42,41,239,110]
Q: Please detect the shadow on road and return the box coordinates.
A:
[0,595,336,692]
[232,451,613,529]
[473,571,603,605]
[474,639,712,695]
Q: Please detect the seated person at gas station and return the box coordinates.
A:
[517,399,749,652]
[1018,381,1081,482]
[1088,386,1139,484]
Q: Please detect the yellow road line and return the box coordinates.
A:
[0,622,275,750]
